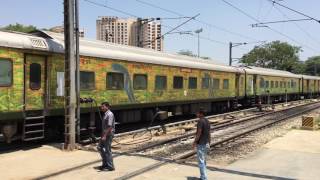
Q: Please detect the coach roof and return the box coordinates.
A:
[0,30,240,73]
[243,66,301,78]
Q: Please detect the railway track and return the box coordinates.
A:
[113,99,313,139]
[113,100,320,180]
[79,99,315,153]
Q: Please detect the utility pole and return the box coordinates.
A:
[194,28,203,58]
[64,0,77,150]
[229,42,248,66]
[229,42,232,66]
[75,0,81,143]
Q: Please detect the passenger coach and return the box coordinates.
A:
[0,30,319,143]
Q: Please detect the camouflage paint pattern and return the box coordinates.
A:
[47,54,238,110]
[0,47,24,113]
[256,75,300,96]
[6,46,311,118]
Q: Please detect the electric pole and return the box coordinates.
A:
[229,42,232,66]
[64,0,77,150]
[75,0,81,143]
[229,42,247,66]
[194,28,203,58]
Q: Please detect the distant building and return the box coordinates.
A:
[96,16,135,46]
[49,26,85,37]
[96,16,163,51]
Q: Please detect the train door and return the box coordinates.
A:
[235,74,240,97]
[24,54,46,110]
[298,78,301,94]
[253,74,257,95]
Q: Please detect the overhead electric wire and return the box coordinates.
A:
[83,0,138,17]
[160,17,192,20]
[269,0,320,24]
[272,4,320,47]
[83,0,238,49]
[220,0,319,53]
[251,18,312,27]
[159,14,200,39]
[135,0,259,41]
[84,0,253,59]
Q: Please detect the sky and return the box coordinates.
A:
[1,0,320,65]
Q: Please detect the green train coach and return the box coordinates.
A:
[0,30,319,143]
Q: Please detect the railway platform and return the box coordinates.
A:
[1,129,320,180]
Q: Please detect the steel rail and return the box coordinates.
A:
[114,101,320,180]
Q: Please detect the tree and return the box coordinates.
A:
[177,49,211,60]
[2,23,37,33]
[240,41,302,72]
[304,56,320,76]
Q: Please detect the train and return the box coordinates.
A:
[0,30,319,143]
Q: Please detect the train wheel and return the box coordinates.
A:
[1,122,17,143]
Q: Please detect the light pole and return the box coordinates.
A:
[195,28,203,58]
[229,42,247,66]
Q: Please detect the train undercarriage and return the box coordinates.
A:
[1,92,318,144]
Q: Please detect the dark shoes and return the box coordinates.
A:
[107,167,115,171]
[95,166,115,171]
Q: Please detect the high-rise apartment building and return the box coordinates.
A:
[96,16,163,51]
[141,21,162,51]
[96,16,135,46]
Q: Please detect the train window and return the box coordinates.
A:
[291,80,294,88]
[30,63,41,90]
[271,81,274,88]
[0,59,12,87]
[189,77,197,89]
[283,81,286,88]
[265,81,269,88]
[155,75,167,90]
[223,79,229,89]
[260,78,265,88]
[80,71,95,90]
[212,78,220,90]
[275,81,279,88]
[107,72,124,90]
[202,77,210,89]
[287,81,290,88]
[133,74,147,90]
[173,76,183,89]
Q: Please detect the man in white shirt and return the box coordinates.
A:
[98,102,115,171]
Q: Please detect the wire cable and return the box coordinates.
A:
[135,0,259,41]
[220,0,319,53]
[269,0,320,24]
[82,0,237,60]
[272,4,320,47]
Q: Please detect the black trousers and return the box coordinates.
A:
[98,134,114,169]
